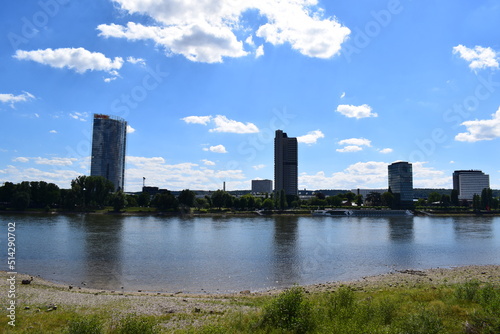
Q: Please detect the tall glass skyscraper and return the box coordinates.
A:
[388,161,413,208]
[274,130,298,196]
[90,114,127,191]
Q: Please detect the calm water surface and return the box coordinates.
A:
[2,214,500,293]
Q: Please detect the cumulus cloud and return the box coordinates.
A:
[125,155,246,191]
[338,138,371,147]
[69,112,89,121]
[453,45,499,71]
[378,148,393,154]
[336,145,363,153]
[0,165,82,188]
[210,115,259,133]
[202,159,216,166]
[255,45,264,58]
[252,164,266,170]
[336,104,377,119]
[297,130,325,144]
[0,91,35,108]
[203,145,228,153]
[337,137,371,153]
[97,0,350,63]
[14,48,124,79]
[49,130,57,134]
[181,115,213,125]
[13,157,29,163]
[126,56,146,65]
[455,106,500,142]
[34,157,77,166]
[183,115,259,133]
[127,125,136,134]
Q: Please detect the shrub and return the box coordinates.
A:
[67,316,103,334]
[455,280,480,301]
[115,314,159,334]
[397,311,444,334]
[261,286,312,333]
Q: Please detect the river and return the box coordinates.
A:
[2,214,499,293]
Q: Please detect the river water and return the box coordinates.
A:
[2,214,499,293]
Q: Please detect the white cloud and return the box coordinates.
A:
[181,115,213,125]
[299,161,388,189]
[13,157,29,163]
[378,148,393,154]
[336,145,363,153]
[35,157,77,166]
[255,45,264,58]
[125,155,245,191]
[337,137,371,153]
[340,92,345,99]
[69,112,89,122]
[203,145,228,153]
[49,130,57,134]
[336,104,377,119]
[0,165,82,188]
[455,106,500,142]
[297,130,325,144]
[202,159,216,166]
[338,137,371,147]
[0,91,35,108]
[209,115,259,133]
[14,48,124,77]
[412,162,451,188]
[126,56,146,65]
[252,164,266,170]
[127,125,136,134]
[453,45,499,71]
[97,1,350,63]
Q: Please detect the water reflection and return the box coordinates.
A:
[387,217,414,242]
[453,217,494,240]
[81,215,124,289]
[272,216,299,286]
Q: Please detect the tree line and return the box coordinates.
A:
[1,176,497,212]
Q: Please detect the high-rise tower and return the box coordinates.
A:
[388,161,413,208]
[90,114,127,191]
[453,170,489,200]
[274,130,298,196]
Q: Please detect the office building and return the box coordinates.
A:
[274,130,298,196]
[388,161,413,208]
[453,170,490,200]
[252,179,273,194]
[90,114,127,191]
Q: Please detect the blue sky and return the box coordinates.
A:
[1,0,500,192]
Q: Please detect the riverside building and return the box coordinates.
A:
[453,170,490,201]
[388,161,413,208]
[274,130,298,196]
[90,114,127,191]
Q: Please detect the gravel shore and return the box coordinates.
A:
[2,265,499,330]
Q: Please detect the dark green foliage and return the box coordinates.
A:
[396,311,444,334]
[111,191,127,212]
[261,286,312,333]
[12,191,30,210]
[115,314,159,334]
[67,316,103,334]
[152,191,178,211]
[178,189,196,207]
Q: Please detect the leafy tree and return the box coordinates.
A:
[195,197,209,210]
[0,182,15,202]
[355,195,363,206]
[152,191,178,211]
[70,175,114,208]
[342,192,356,205]
[365,192,382,206]
[12,191,30,211]
[451,189,459,206]
[263,198,274,210]
[472,194,481,211]
[314,192,326,200]
[441,194,451,207]
[428,192,442,204]
[326,195,343,207]
[211,190,228,209]
[481,188,493,210]
[382,191,395,208]
[178,189,196,207]
[111,191,127,212]
[137,192,150,207]
[126,194,138,207]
